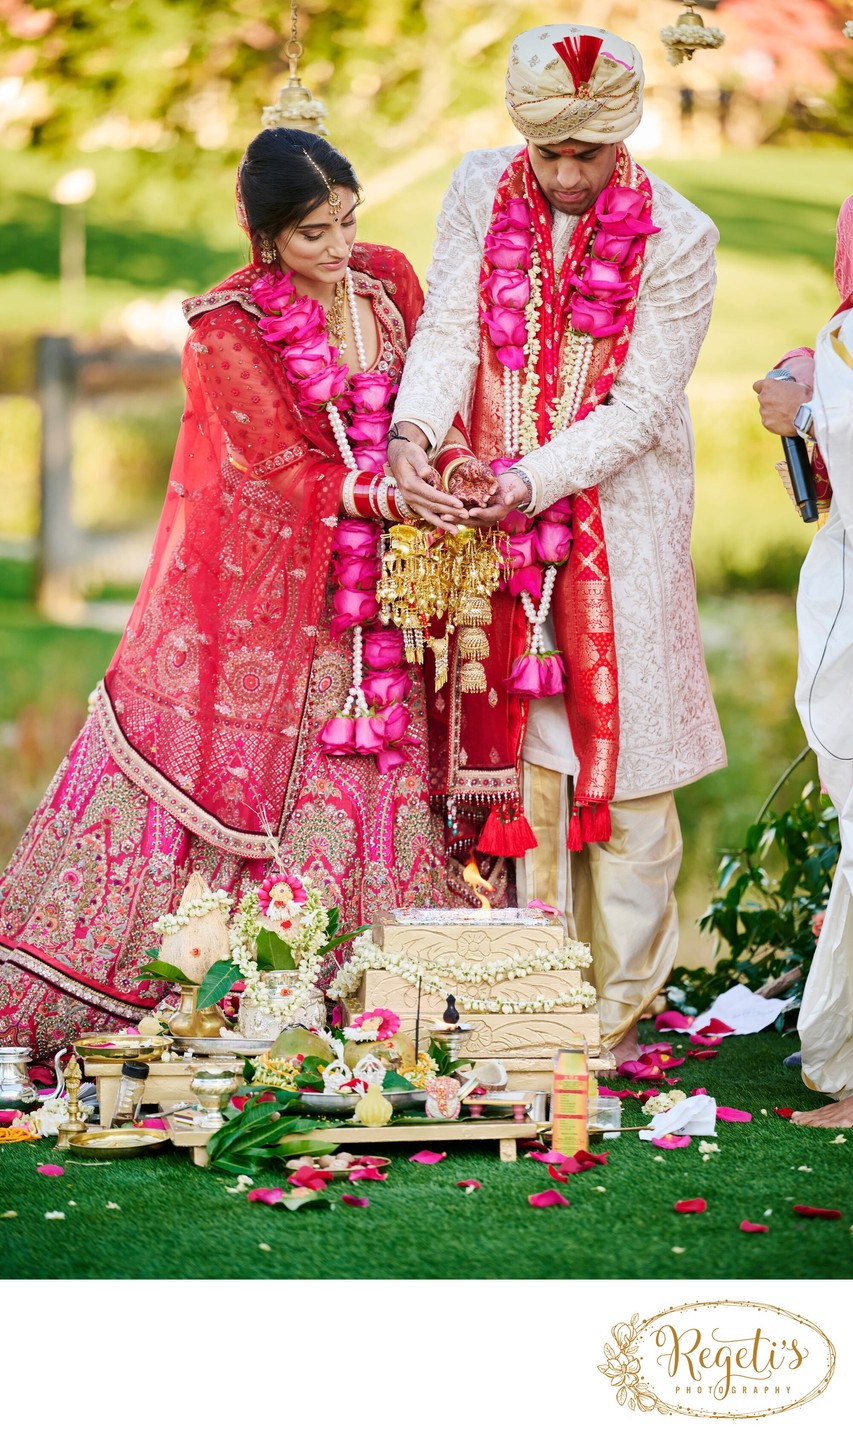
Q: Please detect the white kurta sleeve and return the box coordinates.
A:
[522,202,718,513]
[392,154,487,445]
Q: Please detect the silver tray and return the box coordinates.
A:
[297,1089,426,1116]
[170,1036,268,1057]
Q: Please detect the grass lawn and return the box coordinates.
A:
[1,1024,851,1281]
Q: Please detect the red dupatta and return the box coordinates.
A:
[96,244,423,858]
[428,147,655,855]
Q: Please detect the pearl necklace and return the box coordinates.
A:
[325,269,368,469]
[520,564,557,653]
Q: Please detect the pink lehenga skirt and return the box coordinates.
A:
[0,604,448,1058]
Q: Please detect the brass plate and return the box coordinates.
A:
[74,1033,173,1063]
[67,1128,171,1158]
[284,1155,391,1180]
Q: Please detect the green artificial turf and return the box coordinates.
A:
[1,1026,852,1281]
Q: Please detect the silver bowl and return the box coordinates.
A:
[296,1089,425,1116]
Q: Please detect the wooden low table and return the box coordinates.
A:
[166,1113,545,1168]
[83,1060,196,1128]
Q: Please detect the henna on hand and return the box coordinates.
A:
[447,458,498,508]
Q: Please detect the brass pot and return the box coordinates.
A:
[167,984,224,1039]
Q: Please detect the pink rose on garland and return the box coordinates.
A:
[506,530,537,571]
[593,230,643,267]
[318,714,356,754]
[250,270,296,312]
[330,587,379,636]
[484,229,534,271]
[483,306,528,351]
[493,198,531,231]
[354,713,386,754]
[346,411,392,446]
[506,652,566,698]
[335,520,379,556]
[286,334,336,377]
[349,373,396,413]
[508,564,543,600]
[331,554,381,590]
[595,186,661,238]
[361,669,412,706]
[363,628,405,668]
[569,293,625,339]
[257,298,325,347]
[295,361,349,409]
[534,522,572,565]
[482,271,531,310]
[576,257,635,304]
[499,508,533,534]
[349,446,389,471]
[540,496,573,522]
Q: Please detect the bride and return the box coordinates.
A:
[0,128,458,1056]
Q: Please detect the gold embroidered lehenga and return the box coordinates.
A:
[0,243,447,1057]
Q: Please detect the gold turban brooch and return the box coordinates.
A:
[505,25,644,146]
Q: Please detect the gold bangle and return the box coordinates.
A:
[440,456,467,493]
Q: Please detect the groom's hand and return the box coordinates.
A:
[387,422,467,533]
[465,468,531,528]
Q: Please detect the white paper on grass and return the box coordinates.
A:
[638,1093,717,1141]
[693,984,789,1036]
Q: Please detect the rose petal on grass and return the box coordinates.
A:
[526,1148,568,1164]
[688,1032,724,1046]
[652,1133,691,1149]
[690,1087,708,1096]
[701,1019,735,1035]
[740,1220,769,1233]
[597,1087,634,1099]
[687,1048,718,1060]
[547,1164,570,1183]
[36,1164,64,1176]
[409,1150,446,1164]
[655,1011,693,1031]
[529,1189,570,1208]
[716,1107,752,1123]
[774,1107,794,1119]
[341,1193,370,1207]
[287,1166,329,1191]
[246,1187,284,1205]
[456,1180,482,1192]
[674,1198,707,1213]
[349,1166,387,1181]
[793,1205,842,1219]
[556,1149,608,1174]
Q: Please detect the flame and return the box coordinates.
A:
[462,858,495,911]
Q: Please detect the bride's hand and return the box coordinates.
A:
[387,423,467,533]
[465,468,531,528]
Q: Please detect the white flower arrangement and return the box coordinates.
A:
[699,1139,720,1161]
[518,249,544,458]
[642,1088,687,1116]
[153,888,231,935]
[845,22,853,40]
[660,22,725,67]
[230,884,329,1021]
[327,933,597,1015]
[12,1096,94,1136]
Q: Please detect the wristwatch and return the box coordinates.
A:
[793,403,814,440]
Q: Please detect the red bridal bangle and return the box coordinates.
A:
[342,471,413,522]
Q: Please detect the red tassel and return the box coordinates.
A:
[478,800,538,858]
[580,802,612,845]
[553,34,603,89]
[568,805,583,852]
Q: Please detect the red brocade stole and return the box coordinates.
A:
[430,148,655,856]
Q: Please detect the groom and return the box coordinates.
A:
[387,23,725,1067]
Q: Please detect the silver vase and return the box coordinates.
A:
[237,974,326,1041]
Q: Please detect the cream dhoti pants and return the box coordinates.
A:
[516,763,682,1048]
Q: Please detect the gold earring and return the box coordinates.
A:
[259,238,277,265]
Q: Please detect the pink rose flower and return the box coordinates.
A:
[376,747,407,774]
[595,186,661,238]
[330,588,379,636]
[331,554,381,590]
[483,306,527,350]
[499,508,532,535]
[361,669,412,706]
[577,258,635,303]
[592,230,643,266]
[363,628,405,668]
[492,199,531,231]
[506,652,566,698]
[350,446,388,472]
[507,564,543,600]
[569,294,625,339]
[495,344,526,371]
[349,373,395,412]
[318,714,356,754]
[335,520,379,556]
[483,270,531,310]
[346,411,392,446]
[295,361,349,407]
[257,298,325,346]
[285,334,337,378]
[250,270,296,311]
[354,713,386,754]
[506,531,537,571]
[484,230,534,271]
[540,496,573,522]
[534,521,572,565]
[378,701,411,745]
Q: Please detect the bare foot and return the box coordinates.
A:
[791,1094,853,1128]
[597,1024,640,1081]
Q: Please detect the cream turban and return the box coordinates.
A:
[505,25,644,146]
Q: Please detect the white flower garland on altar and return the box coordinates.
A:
[153,888,231,935]
[327,933,597,1016]
[231,887,328,1020]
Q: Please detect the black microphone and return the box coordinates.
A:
[765,368,819,524]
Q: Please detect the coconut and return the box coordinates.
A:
[269,1026,334,1064]
[158,873,231,984]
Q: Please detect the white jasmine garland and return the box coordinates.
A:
[328,933,596,1014]
[153,888,231,935]
[641,1089,687,1117]
[231,885,329,1020]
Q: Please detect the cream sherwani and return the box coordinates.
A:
[394,147,726,1043]
[797,308,853,1099]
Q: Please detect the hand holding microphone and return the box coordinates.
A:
[753,368,819,524]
